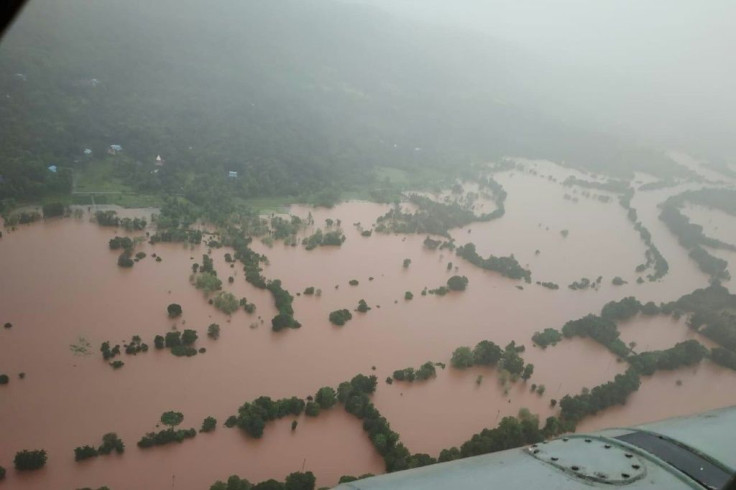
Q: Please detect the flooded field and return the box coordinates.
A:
[1,160,735,489]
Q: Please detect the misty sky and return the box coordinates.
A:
[353,0,736,158]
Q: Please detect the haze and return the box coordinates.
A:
[1,1,736,489]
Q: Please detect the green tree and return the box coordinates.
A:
[451,346,474,369]
[315,387,337,409]
[285,471,316,490]
[214,292,239,314]
[329,309,352,326]
[161,411,184,427]
[207,323,221,339]
[447,275,469,291]
[304,401,320,417]
[201,416,217,433]
[167,303,183,318]
[74,445,99,461]
[403,258,411,268]
[472,340,502,366]
[522,364,534,381]
[14,449,47,471]
[181,329,198,345]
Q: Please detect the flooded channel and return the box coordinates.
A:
[1,160,735,488]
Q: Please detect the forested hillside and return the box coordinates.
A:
[0,0,682,206]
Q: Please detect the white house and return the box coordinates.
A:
[83,148,92,156]
[155,155,164,166]
[48,165,58,173]
[108,144,123,155]
[228,171,238,178]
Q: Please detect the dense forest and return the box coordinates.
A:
[0,0,686,214]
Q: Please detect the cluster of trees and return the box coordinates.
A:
[567,277,599,290]
[95,211,147,231]
[0,374,9,385]
[450,340,529,378]
[74,433,125,461]
[532,328,562,348]
[123,335,148,355]
[100,341,121,360]
[375,196,497,237]
[600,296,660,321]
[334,374,436,472]
[201,416,217,433]
[628,340,708,375]
[441,411,567,462]
[150,228,203,245]
[267,280,300,331]
[447,275,469,291]
[710,347,736,371]
[209,471,316,490]
[355,299,371,313]
[154,329,200,357]
[561,314,629,358]
[219,232,301,332]
[225,396,306,438]
[329,309,353,326]
[207,323,221,339]
[167,303,183,318]
[456,243,531,282]
[213,292,239,315]
[14,449,47,471]
[559,369,641,423]
[138,411,196,448]
[41,202,65,218]
[302,229,345,250]
[536,281,559,290]
[392,362,437,382]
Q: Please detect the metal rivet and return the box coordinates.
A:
[621,473,630,479]
[625,453,633,458]
[632,464,641,470]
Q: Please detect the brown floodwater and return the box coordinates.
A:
[1,160,735,488]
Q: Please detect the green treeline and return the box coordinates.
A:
[562,315,629,358]
[559,369,641,423]
[74,433,125,461]
[302,229,346,250]
[660,195,732,281]
[225,396,306,438]
[619,190,669,281]
[456,243,531,282]
[665,284,736,351]
[628,340,708,375]
[392,362,437,382]
[532,328,562,348]
[374,194,500,237]
[210,471,316,490]
[440,411,567,462]
[329,309,353,326]
[219,231,300,331]
[138,411,196,448]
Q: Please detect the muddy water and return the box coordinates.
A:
[0,217,382,489]
[1,161,736,489]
